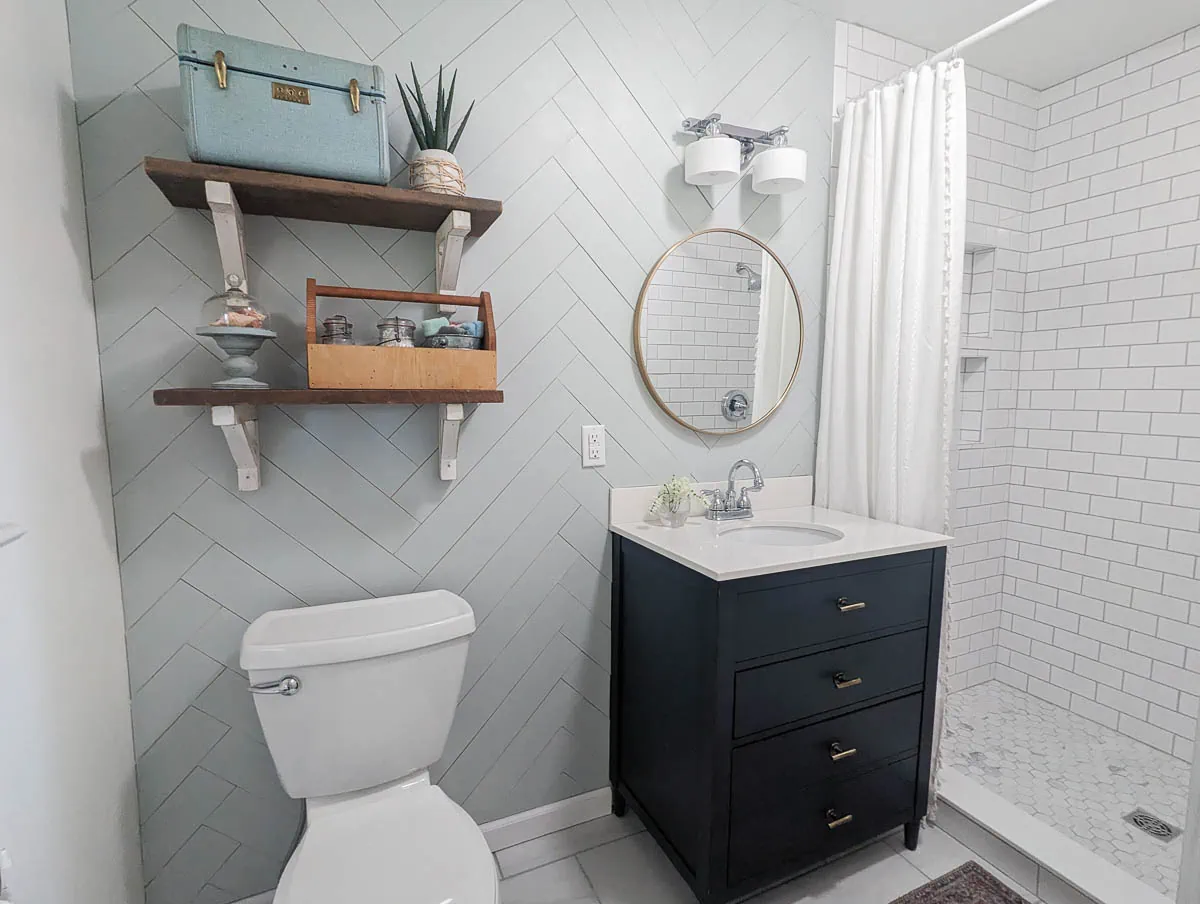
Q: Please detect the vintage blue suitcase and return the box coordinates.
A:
[177,24,390,185]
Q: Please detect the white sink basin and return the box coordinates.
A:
[718,522,844,547]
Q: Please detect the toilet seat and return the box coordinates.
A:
[274,782,499,904]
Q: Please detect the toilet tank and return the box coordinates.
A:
[241,591,475,800]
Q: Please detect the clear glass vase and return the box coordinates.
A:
[661,507,689,528]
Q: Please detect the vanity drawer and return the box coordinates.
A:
[733,629,928,737]
[728,755,918,884]
[731,694,922,793]
[730,558,932,662]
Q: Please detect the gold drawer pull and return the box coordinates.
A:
[833,672,862,690]
[826,809,854,830]
[829,742,858,761]
[349,78,361,113]
[837,597,867,612]
[214,50,228,89]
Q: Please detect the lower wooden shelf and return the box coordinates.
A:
[154,387,503,489]
[153,388,504,406]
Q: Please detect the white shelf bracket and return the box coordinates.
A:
[212,404,261,491]
[439,403,465,481]
[435,209,471,314]
[206,180,249,293]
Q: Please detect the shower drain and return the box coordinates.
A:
[1124,808,1182,842]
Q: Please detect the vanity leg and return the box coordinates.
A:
[904,820,920,851]
[612,786,627,817]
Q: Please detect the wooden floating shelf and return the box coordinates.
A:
[143,157,502,236]
[155,388,502,490]
[153,388,504,406]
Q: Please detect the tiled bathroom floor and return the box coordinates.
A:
[944,681,1187,897]
[496,814,1053,903]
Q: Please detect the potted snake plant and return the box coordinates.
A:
[398,64,475,196]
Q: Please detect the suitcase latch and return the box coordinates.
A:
[349,78,361,114]
[214,50,228,89]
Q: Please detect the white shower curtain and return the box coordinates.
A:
[815,60,967,810]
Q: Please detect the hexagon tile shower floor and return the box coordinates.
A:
[943,682,1186,897]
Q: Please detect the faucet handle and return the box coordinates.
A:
[700,488,726,511]
[737,487,758,511]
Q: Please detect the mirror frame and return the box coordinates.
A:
[633,228,805,436]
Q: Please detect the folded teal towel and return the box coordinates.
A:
[421,317,450,338]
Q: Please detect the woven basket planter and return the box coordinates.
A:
[409,149,466,196]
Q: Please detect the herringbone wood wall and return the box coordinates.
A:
[64,1,833,900]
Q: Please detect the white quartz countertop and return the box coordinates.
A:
[610,505,951,581]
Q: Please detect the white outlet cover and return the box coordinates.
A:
[581,425,605,468]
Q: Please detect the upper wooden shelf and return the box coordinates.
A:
[154,388,504,406]
[143,157,502,236]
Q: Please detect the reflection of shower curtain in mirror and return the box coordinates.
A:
[815,58,966,813]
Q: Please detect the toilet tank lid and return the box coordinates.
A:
[240,591,476,671]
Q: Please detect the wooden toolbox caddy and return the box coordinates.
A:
[306,280,497,391]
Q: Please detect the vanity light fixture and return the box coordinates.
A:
[682,114,806,193]
[683,117,741,185]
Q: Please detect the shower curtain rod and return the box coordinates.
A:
[859,0,1061,96]
[926,0,1060,66]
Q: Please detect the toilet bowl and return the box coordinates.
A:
[241,590,499,904]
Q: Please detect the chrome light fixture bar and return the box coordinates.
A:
[682,114,807,194]
[682,113,790,165]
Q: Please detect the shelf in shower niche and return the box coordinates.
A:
[154,388,503,492]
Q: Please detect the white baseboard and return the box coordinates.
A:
[481,788,613,852]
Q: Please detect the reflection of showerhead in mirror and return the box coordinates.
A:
[736,262,762,291]
[636,229,802,435]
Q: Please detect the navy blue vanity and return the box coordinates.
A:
[610,538,948,904]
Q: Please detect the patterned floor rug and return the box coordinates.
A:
[889,861,1030,903]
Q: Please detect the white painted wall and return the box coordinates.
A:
[62,2,832,900]
[0,3,142,904]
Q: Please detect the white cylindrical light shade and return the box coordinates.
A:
[752,146,807,194]
[685,135,741,185]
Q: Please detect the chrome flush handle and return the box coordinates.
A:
[249,676,301,696]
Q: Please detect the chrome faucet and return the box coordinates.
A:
[704,459,765,521]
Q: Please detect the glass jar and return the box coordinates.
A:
[321,314,354,345]
[377,317,416,347]
[200,276,269,330]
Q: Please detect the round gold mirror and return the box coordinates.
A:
[634,229,804,435]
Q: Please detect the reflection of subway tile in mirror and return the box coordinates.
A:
[641,232,765,431]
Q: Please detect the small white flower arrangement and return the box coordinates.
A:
[650,475,708,527]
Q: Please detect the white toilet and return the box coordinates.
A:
[240,590,499,904]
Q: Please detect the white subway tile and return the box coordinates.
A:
[1070,692,1121,728]
[1129,34,1188,73]
[1123,81,1181,119]
[1096,682,1151,718]
[1145,146,1200,181]
[1117,129,1176,166]
[1092,114,1148,151]
[1116,712,1175,753]
[1100,68,1153,105]
[1152,45,1200,88]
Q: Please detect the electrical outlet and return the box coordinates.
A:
[581,425,606,468]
